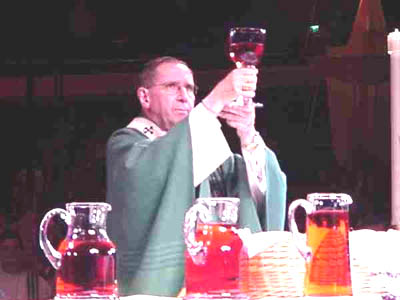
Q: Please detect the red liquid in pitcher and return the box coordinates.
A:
[305,210,352,296]
[229,42,264,66]
[185,223,243,295]
[56,239,117,298]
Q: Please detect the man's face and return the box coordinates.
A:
[141,62,196,131]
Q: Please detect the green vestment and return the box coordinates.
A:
[106,119,287,297]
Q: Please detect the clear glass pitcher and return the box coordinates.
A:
[288,193,353,296]
[183,197,247,300]
[39,202,118,300]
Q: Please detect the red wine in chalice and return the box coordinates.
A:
[229,42,264,66]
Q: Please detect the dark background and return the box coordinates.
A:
[0,0,399,64]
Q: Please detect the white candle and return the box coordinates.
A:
[388,28,400,55]
[388,28,400,227]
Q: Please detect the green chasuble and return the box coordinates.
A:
[106,119,287,297]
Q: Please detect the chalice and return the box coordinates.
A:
[228,27,266,106]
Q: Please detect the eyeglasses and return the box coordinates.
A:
[148,81,198,96]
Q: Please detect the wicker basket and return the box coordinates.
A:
[239,231,305,298]
[239,230,391,299]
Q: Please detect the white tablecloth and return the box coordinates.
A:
[120,295,383,300]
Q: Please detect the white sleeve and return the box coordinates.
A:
[189,103,232,187]
[241,132,267,205]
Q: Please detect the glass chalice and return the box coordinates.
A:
[228,27,266,105]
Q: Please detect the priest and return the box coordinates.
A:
[106,56,287,297]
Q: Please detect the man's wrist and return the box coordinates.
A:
[201,100,219,116]
[241,130,261,151]
[201,91,227,116]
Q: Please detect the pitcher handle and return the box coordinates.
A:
[183,202,211,265]
[39,208,70,269]
[288,199,313,261]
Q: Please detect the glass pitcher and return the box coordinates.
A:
[288,193,353,296]
[183,197,247,300]
[39,202,118,300]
